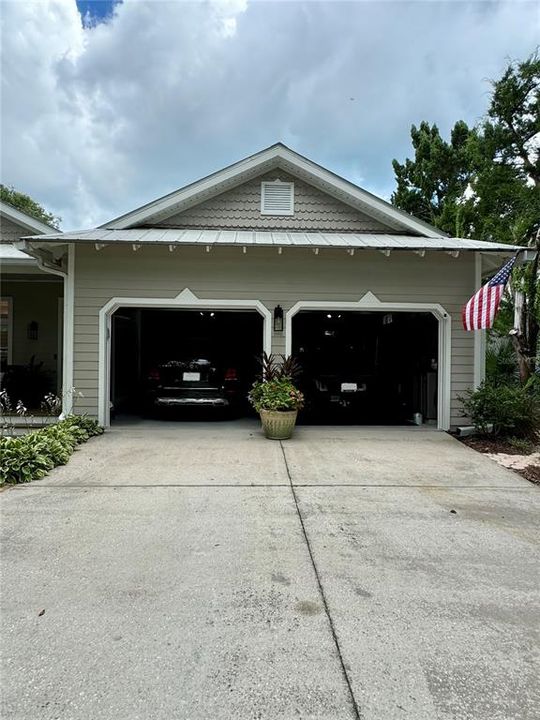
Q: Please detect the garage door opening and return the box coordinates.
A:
[110,308,263,421]
[292,310,438,425]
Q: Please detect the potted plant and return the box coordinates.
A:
[248,354,304,440]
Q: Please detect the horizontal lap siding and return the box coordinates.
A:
[73,245,475,425]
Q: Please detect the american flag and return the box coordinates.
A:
[462,255,517,331]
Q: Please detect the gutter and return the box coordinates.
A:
[15,240,66,276]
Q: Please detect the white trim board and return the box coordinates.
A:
[60,244,75,418]
[97,288,272,426]
[284,292,452,431]
[0,200,56,235]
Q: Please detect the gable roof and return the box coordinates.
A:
[102,143,445,238]
[0,199,56,235]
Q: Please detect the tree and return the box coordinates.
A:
[391,120,473,236]
[391,51,540,382]
[0,184,61,229]
[473,53,540,382]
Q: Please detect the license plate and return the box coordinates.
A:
[341,382,357,392]
[183,372,201,382]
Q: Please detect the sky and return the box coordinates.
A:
[1,0,538,230]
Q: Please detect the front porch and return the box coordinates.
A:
[1,264,63,412]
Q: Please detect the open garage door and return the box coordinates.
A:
[110,308,263,420]
[292,311,438,425]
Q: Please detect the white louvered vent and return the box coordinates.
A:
[260,180,294,216]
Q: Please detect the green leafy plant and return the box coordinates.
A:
[0,415,104,486]
[485,337,519,386]
[257,353,302,382]
[0,437,55,483]
[461,379,540,439]
[61,415,103,439]
[507,436,535,454]
[0,184,60,228]
[248,377,304,413]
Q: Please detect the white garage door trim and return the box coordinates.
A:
[98,288,272,426]
[285,292,452,431]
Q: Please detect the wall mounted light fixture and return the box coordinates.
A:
[273,305,284,332]
[27,321,39,340]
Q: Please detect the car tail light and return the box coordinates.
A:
[148,368,160,381]
[224,368,238,381]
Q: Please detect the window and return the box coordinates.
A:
[0,297,13,366]
[260,180,294,216]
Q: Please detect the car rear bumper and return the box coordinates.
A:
[154,396,229,408]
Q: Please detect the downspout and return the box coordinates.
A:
[61,245,75,417]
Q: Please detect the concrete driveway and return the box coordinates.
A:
[1,421,539,720]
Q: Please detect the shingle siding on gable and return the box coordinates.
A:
[155,171,396,232]
[0,217,27,243]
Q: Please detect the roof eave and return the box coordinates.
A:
[20,230,525,254]
[0,200,57,235]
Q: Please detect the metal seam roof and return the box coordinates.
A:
[0,243,36,261]
[20,229,523,252]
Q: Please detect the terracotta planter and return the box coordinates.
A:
[259,409,298,440]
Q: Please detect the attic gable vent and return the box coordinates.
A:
[260,180,294,216]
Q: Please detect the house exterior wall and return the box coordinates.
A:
[2,279,62,378]
[1,217,28,243]
[156,171,396,232]
[72,244,474,426]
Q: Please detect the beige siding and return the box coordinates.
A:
[73,244,475,426]
[1,217,27,243]
[157,171,396,233]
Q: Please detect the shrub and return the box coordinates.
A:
[0,415,104,486]
[62,415,103,438]
[0,436,55,483]
[249,378,305,413]
[485,337,519,386]
[461,379,540,439]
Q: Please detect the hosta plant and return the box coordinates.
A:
[0,415,104,485]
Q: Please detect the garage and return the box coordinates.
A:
[292,310,439,425]
[109,307,264,420]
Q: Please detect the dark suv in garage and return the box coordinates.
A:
[145,357,242,414]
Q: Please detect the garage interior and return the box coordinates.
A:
[292,310,438,425]
[110,308,264,419]
[110,307,438,426]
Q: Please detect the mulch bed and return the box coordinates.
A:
[457,436,534,455]
[517,465,540,485]
[455,434,540,486]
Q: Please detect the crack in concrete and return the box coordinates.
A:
[279,440,362,720]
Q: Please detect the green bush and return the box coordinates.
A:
[485,337,519,386]
[0,415,103,486]
[248,378,305,413]
[461,379,540,439]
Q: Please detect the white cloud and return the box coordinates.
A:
[1,0,538,228]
